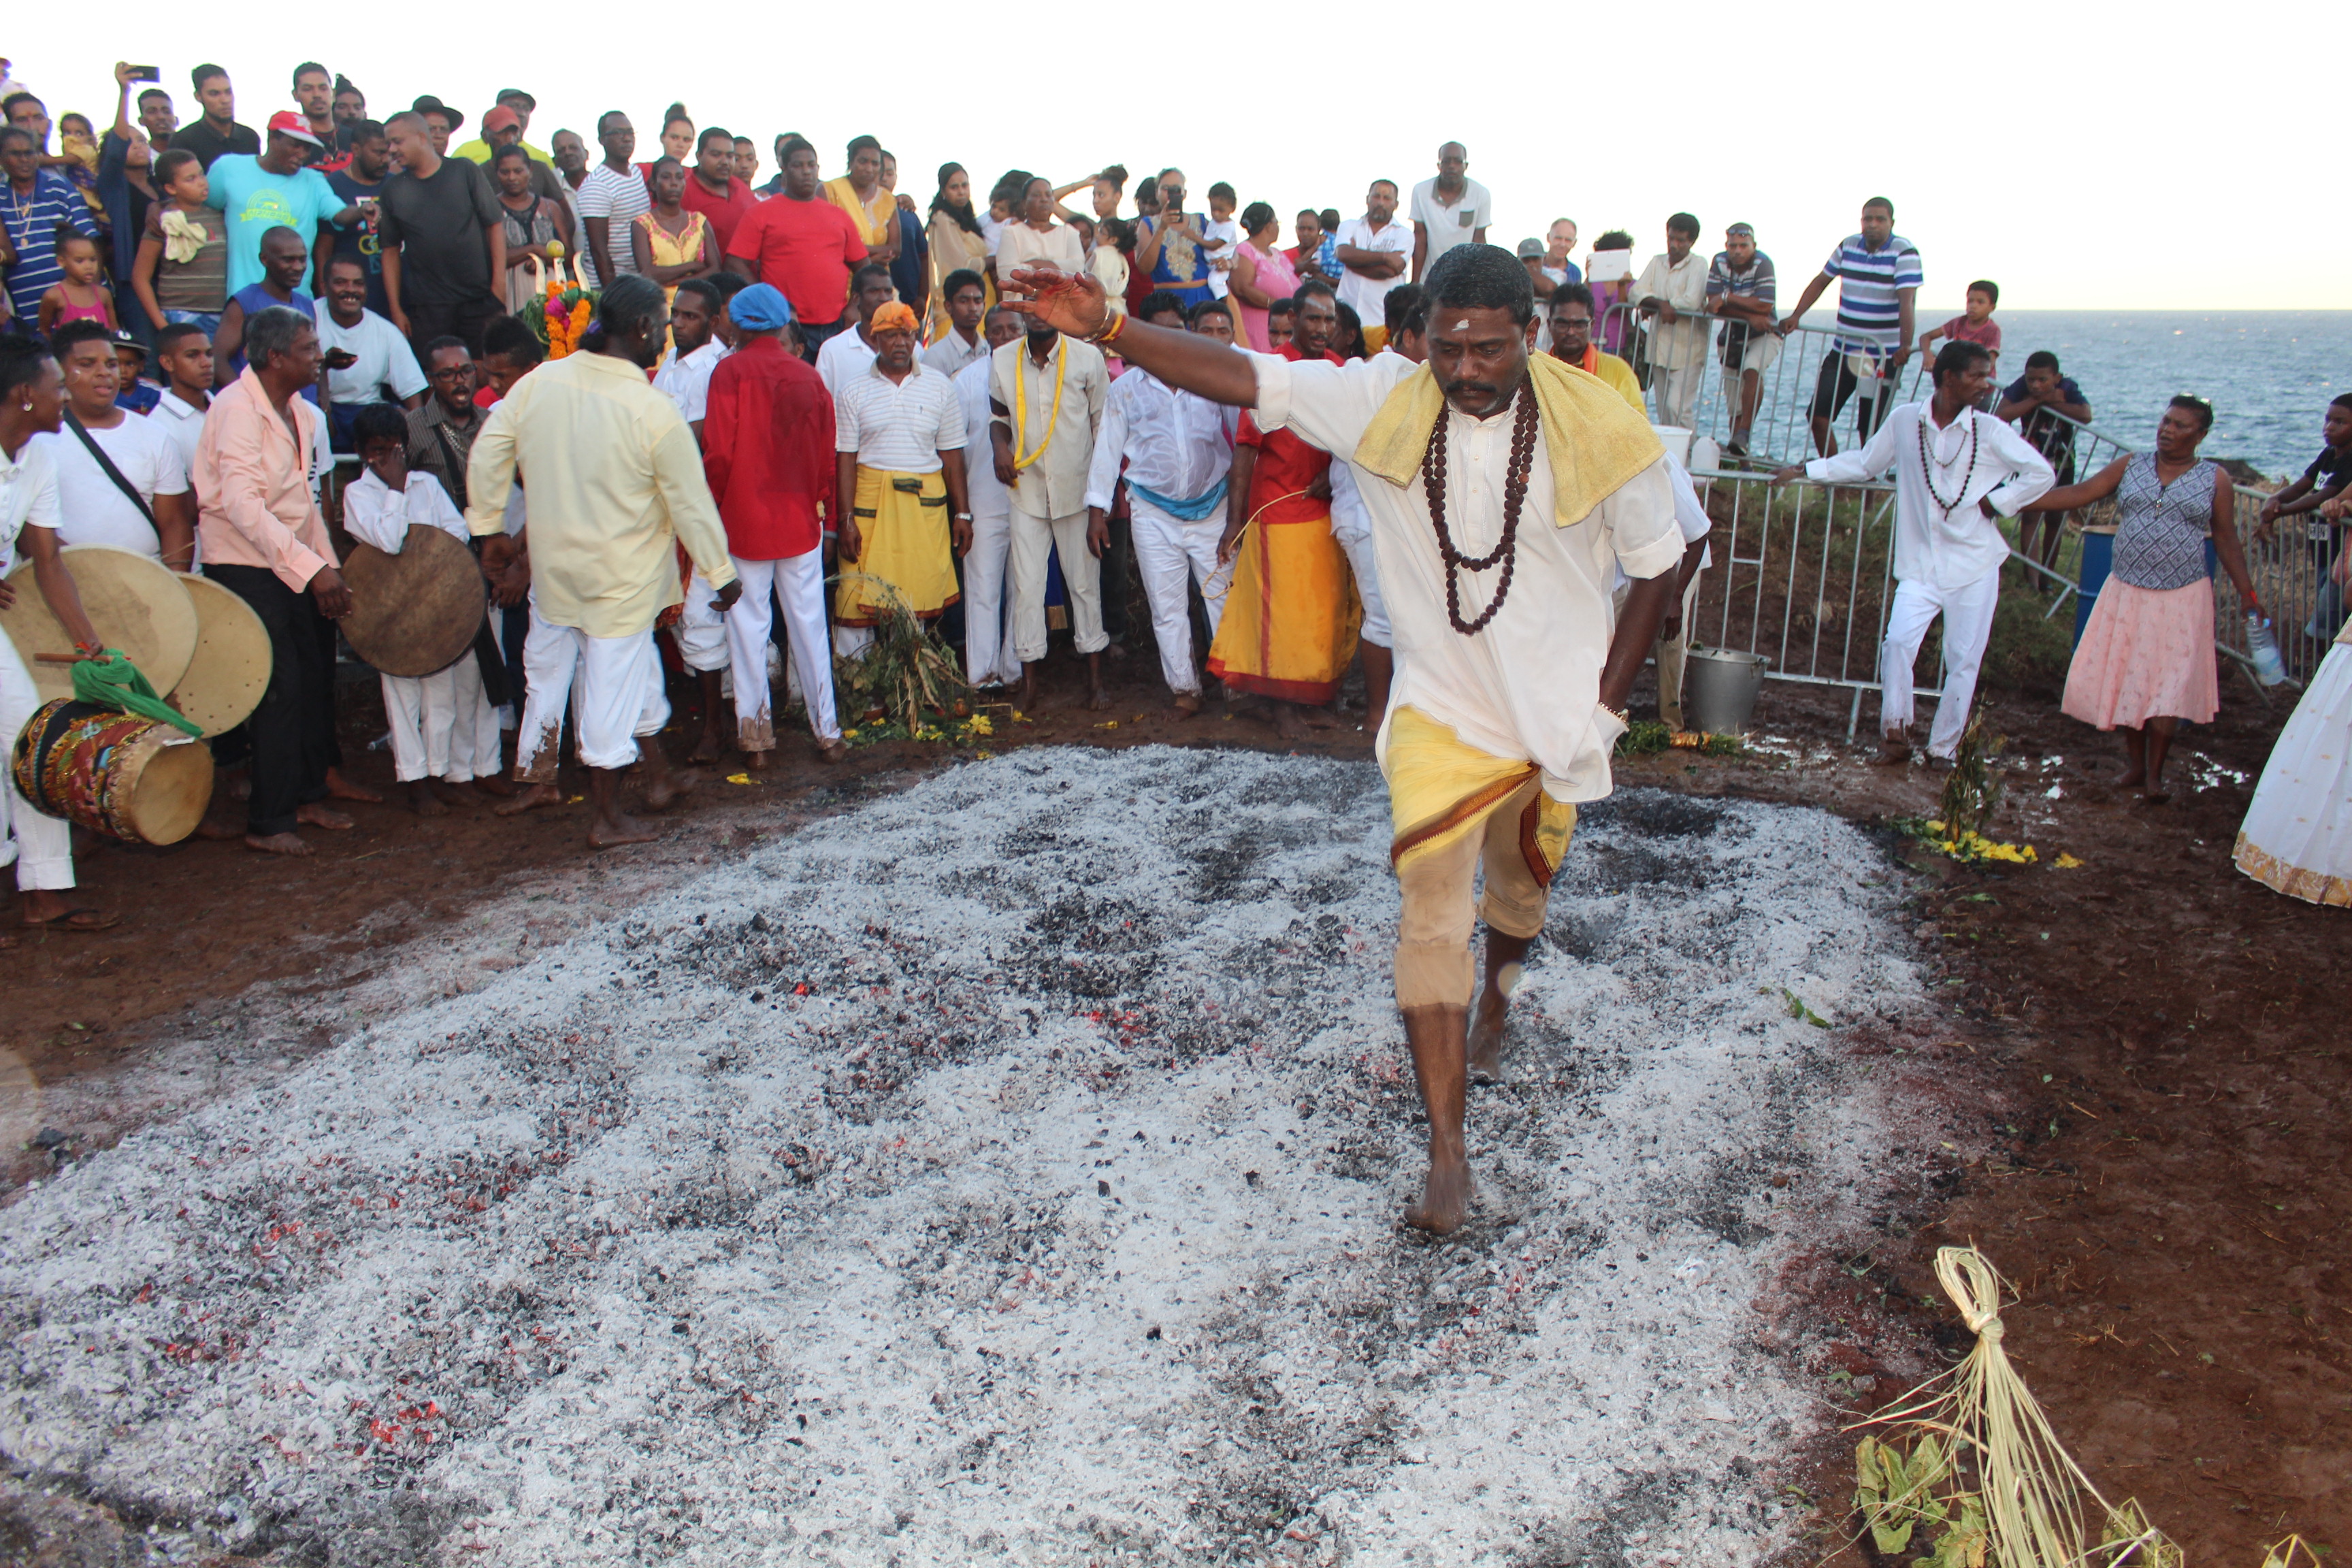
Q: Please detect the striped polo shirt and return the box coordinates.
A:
[1822,233,1922,361]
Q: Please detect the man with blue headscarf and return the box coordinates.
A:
[700,282,847,765]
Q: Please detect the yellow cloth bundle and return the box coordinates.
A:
[1385,706,1573,883]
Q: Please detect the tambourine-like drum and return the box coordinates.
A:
[168,572,272,735]
[338,528,485,677]
[10,699,214,845]
[0,545,199,701]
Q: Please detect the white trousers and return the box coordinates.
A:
[0,633,73,891]
[675,574,730,674]
[1010,506,1105,664]
[1881,568,2001,758]
[1332,524,1390,649]
[725,551,838,747]
[1651,361,1701,429]
[1128,495,1230,694]
[381,656,502,783]
[514,604,668,779]
[961,505,1022,687]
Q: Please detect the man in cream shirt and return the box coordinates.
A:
[989,313,1108,714]
[1633,213,1710,429]
[466,274,741,849]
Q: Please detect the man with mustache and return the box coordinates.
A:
[1004,244,1682,1235]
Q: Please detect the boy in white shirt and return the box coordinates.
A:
[1201,182,1239,299]
[340,402,504,815]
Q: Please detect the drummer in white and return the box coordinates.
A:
[34,321,195,570]
[0,338,118,936]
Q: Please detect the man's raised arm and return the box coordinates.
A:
[1002,265,1258,409]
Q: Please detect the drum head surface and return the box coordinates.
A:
[339,531,484,677]
[0,546,199,700]
[124,735,214,845]
[170,574,272,735]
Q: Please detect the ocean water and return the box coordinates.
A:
[1986,312,2349,480]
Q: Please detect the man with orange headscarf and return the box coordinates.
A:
[831,301,970,655]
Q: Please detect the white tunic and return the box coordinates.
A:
[1252,350,1684,802]
[1805,400,2054,590]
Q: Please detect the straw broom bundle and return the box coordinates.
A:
[830,572,968,735]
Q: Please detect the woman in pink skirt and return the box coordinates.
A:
[2038,395,2264,803]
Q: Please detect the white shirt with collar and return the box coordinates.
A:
[1083,365,1234,514]
[1409,177,1492,264]
[1805,400,2055,589]
[834,359,966,474]
[1631,250,1710,371]
[653,338,728,423]
[817,324,878,402]
[341,464,473,554]
[989,333,1108,519]
[1332,214,1413,325]
[924,327,988,378]
[317,308,429,406]
[147,390,210,481]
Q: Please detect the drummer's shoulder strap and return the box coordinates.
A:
[429,421,470,511]
[64,412,159,533]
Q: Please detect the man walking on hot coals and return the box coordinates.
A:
[1005,244,1685,1233]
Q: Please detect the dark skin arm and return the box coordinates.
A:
[722,250,756,282]
[1335,242,1405,280]
[1659,535,1707,641]
[834,451,862,562]
[1002,267,1259,407]
[152,489,196,572]
[212,297,247,387]
[1777,270,1833,334]
[941,450,970,554]
[1218,444,1259,562]
[1603,574,1677,713]
[583,216,612,280]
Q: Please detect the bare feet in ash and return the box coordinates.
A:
[323,767,382,804]
[1404,1156,1475,1236]
[295,803,353,832]
[406,780,448,817]
[689,727,723,766]
[493,782,562,817]
[586,809,660,849]
[1467,990,1511,1085]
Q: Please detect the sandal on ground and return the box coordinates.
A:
[22,907,120,933]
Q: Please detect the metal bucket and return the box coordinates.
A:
[1683,647,1769,736]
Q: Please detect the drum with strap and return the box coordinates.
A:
[10,698,214,845]
[337,527,487,677]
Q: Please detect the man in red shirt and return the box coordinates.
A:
[722,136,867,363]
[1207,279,1358,740]
[700,282,846,766]
[680,125,755,259]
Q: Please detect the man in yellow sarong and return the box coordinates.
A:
[1007,244,1683,1234]
[1209,280,1360,740]
[832,301,971,656]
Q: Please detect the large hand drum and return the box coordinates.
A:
[168,573,272,735]
[0,545,198,700]
[337,528,486,677]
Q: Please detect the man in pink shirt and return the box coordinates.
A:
[194,304,359,856]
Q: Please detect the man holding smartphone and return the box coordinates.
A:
[318,119,393,317]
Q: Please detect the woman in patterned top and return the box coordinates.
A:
[2040,395,2263,804]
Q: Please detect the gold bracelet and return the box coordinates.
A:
[1090,312,1127,347]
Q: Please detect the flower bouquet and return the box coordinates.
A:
[520,241,598,359]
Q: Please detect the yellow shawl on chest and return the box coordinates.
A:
[1351,351,1662,527]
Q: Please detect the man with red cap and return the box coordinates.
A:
[458,103,566,208]
[203,111,360,297]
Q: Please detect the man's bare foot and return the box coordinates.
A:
[1467,992,1510,1084]
[1869,733,1912,767]
[245,831,313,856]
[21,891,119,931]
[323,767,382,804]
[587,810,661,849]
[406,780,448,818]
[817,736,850,764]
[1272,702,1308,742]
[2138,784,2172,806]
[494,782,563,817]
[1017,670,1037,714]
[436,779,483,807]
[1171,691,1203,719]
[1403,1157,1474,1235]
[472,774,517,799]
[196,808,245,841]
[689,728,723,765]
[745,747,774,771]
[1086,685,1113,713]
[2116,765,2147,789]
[295,803,354,831]
[638,763,698,813]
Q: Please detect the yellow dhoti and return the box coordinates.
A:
[1206,512,1360,704]
[1384,706,1577,1010]
[836,468,958,626]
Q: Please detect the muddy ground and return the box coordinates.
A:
[3,595,2345,1562]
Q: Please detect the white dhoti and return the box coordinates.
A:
[1881,568,2001,759]
[725,550,837,748]
[961,504,1022,687]
[1010,506,1105,664]
[1128,494,1230,695]
[381,655,502,783]
[674,573,730,674]
[514,601,668,780]
[0,633,74,890]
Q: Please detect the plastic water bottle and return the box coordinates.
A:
[2247,612,2287,686]
[1690,436,1722,474]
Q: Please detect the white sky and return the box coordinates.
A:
[8,1,2336,311]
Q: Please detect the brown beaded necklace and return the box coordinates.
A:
[1421,382,1540,636]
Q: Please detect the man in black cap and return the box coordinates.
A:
[409,95,463,156]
